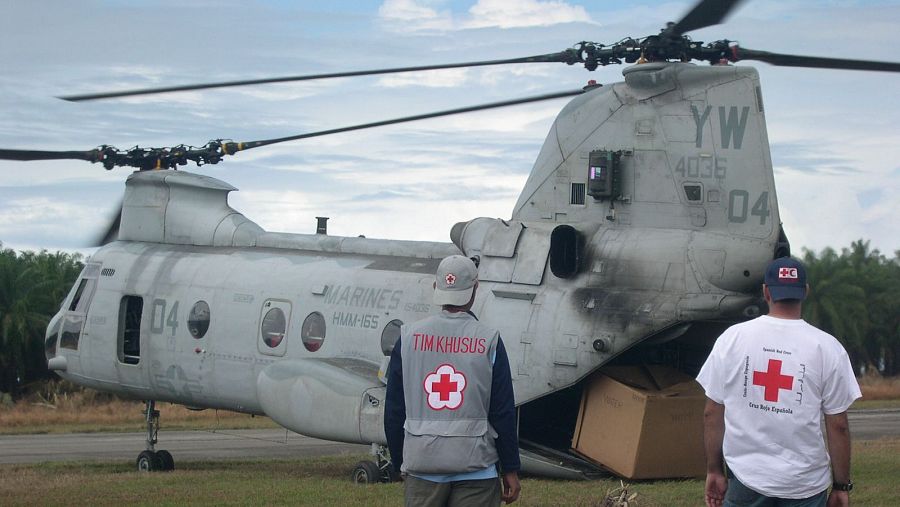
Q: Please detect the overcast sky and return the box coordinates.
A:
[1,0,898,258]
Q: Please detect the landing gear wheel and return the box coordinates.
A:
[156,450,175,471]
[351,460,382,484]
[372,443,396,483]
[137,450,161,472]
[136,400,173,472]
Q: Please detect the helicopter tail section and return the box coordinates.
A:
[514,62,779,240]
[512,62,782,294]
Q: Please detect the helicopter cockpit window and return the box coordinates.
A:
[68,279,89,312]
[381,319,403,356]
[684,183,703,202]
[261,307,287,348]
[45,318,61,358]
[301,312,326,352]
[61,272,98,350]
[188,301,210,339]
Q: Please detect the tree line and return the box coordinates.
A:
[0,244,84,396]
[1,240,898,398]
[802,240,900,377]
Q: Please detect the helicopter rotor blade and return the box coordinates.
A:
[0,148,100,162]
[668,0,745,36]
[91,197,123,247]
[57,52,580,102]
[733,47,900,73]
[242,88,586,151]
[1,88,586,170]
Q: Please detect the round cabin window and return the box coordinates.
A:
[261,307,286,348]
[188,301,211,339]
[380,319,403,356]
[301,312,326,352]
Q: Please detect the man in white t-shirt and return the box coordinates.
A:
[697,257,861,507]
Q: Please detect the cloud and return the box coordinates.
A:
[0,196,108,250]
[377,0,453,32]
[465,0,595,29]
[377,68,471,88]
[438,102,560,133]
[377,0,595,33]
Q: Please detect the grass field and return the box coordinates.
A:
[1,438,898,506]
[0,399,278,435]
[0,382,278,435]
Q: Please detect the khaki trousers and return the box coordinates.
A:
[404,475,501,507]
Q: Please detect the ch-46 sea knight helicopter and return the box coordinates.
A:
[3,0,899,481]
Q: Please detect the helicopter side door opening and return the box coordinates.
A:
[118,296,143,365]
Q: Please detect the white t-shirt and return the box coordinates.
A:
[696,315,861,499]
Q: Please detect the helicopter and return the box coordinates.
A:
[2,0,900,481]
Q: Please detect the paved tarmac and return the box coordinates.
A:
[0,428,369,465]
[845,408,900,441]
[0,409,897,466]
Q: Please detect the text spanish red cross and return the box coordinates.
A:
[753,359,794,402]
[432,373,458,401]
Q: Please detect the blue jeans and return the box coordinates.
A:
[725,476,827,507]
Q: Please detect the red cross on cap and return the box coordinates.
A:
[778,267,798,279]
[445,273,457,286]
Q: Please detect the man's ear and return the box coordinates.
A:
[762,284,771,303]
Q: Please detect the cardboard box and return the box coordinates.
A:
[571,365,706,479]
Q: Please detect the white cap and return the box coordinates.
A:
[434,255,478,306]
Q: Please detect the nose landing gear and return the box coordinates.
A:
[350,444,397,484]
[136,400,175,472]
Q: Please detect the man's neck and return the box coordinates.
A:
[767,302,803,320]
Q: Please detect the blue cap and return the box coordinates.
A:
[764,257,807,301]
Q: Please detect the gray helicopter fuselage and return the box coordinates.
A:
[45,62,782,465]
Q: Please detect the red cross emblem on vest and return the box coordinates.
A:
[753,358,794,402]
[423,364,467,410]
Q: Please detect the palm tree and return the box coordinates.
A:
[0,248,48,395]
[803,241,900,375]
[802,247,869,373]
[0,245,82,396]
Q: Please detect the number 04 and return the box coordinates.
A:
[728,190,769,225]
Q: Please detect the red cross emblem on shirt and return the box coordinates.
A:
[778,267,798,279]
[423,364,466,410]
[753,358,794,402]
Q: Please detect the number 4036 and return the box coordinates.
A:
[728,190,769,225]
